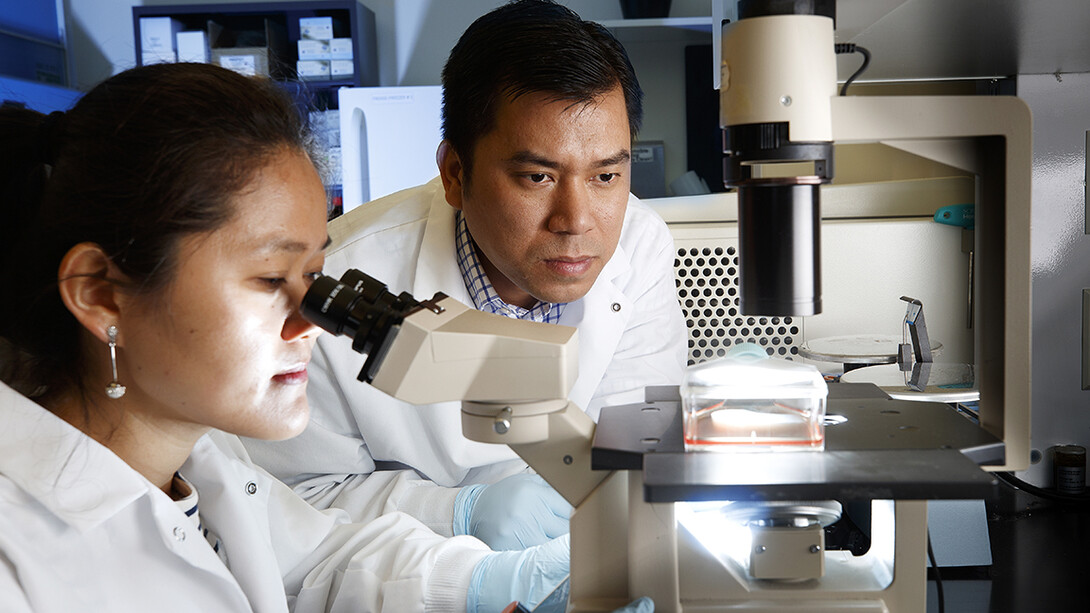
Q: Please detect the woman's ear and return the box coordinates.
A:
[436,140,465,211]
[56,242,126,345]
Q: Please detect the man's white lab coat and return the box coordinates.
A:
[0,382,491,612]
[244,178,686,516]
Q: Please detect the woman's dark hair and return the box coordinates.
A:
[0,62,315,401]
[440,0,643,176]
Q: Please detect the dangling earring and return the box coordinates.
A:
[105,324,126,399]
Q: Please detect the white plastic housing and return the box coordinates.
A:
[720,14,836,142]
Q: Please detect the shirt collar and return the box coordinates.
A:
[455,210,565,324]
[0,382,152,532]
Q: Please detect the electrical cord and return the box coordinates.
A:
[994,470,1090,505]
[834,43,871,96]
[926,531,945,613]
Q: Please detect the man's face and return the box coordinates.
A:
[440,86,631,309]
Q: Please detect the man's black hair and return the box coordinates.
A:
[441,0,643,175]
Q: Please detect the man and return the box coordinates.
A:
[245,0,686,551]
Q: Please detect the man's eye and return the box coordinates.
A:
[598,173,617,183]
[527,173,548,183]
[260,278,286,289]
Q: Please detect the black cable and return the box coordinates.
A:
[994,470,1090,505]
[834,43,871,96]
[927,531,945,613]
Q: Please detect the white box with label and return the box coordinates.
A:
[330,59,354,78]
[299,16,333,40]
[297,60,331,80]
[329,38,354,60]
[140,17,183,53]
[176,31,209,63]
[298,39,331,60]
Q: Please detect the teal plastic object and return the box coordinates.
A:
[725,341,769,360]
[934,203,974,230]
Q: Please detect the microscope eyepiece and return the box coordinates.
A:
[301,269,423,383]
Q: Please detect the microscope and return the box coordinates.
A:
[302,2,1031,610]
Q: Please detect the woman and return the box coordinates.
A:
[0,62,575,612]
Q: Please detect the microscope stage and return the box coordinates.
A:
[592,382,1000,502]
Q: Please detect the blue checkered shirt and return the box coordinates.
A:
[455,211,565,324]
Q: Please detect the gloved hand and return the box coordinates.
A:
[454,473,571,550]
[467,534,569,613]
[614,597,654,612]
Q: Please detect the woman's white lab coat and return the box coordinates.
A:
[0,382,491,612]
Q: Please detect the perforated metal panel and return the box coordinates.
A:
[670,227,803,366]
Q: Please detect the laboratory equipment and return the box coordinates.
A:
[711,0,1031,472]
[798,335,944,372]
[301,268,1012,612]
[841,297,978,402]
[720,2,835,317]
[300,1,1031,609]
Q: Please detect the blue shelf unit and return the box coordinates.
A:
[132,1,378,111]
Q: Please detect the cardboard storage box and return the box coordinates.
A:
[206,18,287,78]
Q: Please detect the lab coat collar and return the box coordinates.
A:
[598,209,634,287]
[0,382,152,533]
[414,178,474,304]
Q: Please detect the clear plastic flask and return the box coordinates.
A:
[682,343,827,451]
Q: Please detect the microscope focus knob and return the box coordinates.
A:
[494,407,513,434]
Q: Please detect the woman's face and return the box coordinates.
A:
[117,148,328,441]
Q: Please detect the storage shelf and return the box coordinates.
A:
[601,16,713,43]
[132,1,377,110]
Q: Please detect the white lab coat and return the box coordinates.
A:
[0,382,491,612]
[243,177,687,516]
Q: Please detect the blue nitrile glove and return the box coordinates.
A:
[614,597,654,613]
[454,473,572,550]
[467,534,570,613]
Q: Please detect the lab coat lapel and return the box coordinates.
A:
[183,435,296,613]
[561,242,632,416]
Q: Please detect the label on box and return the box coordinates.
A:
[297,60,330,80]
[329,38,353,60]
[299,16,334,40]
[330,59,354,78]
[298,39,331,60]
[220,55,257,77]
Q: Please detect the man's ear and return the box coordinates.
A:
[436,140,465,211]
[56,242,127,346]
